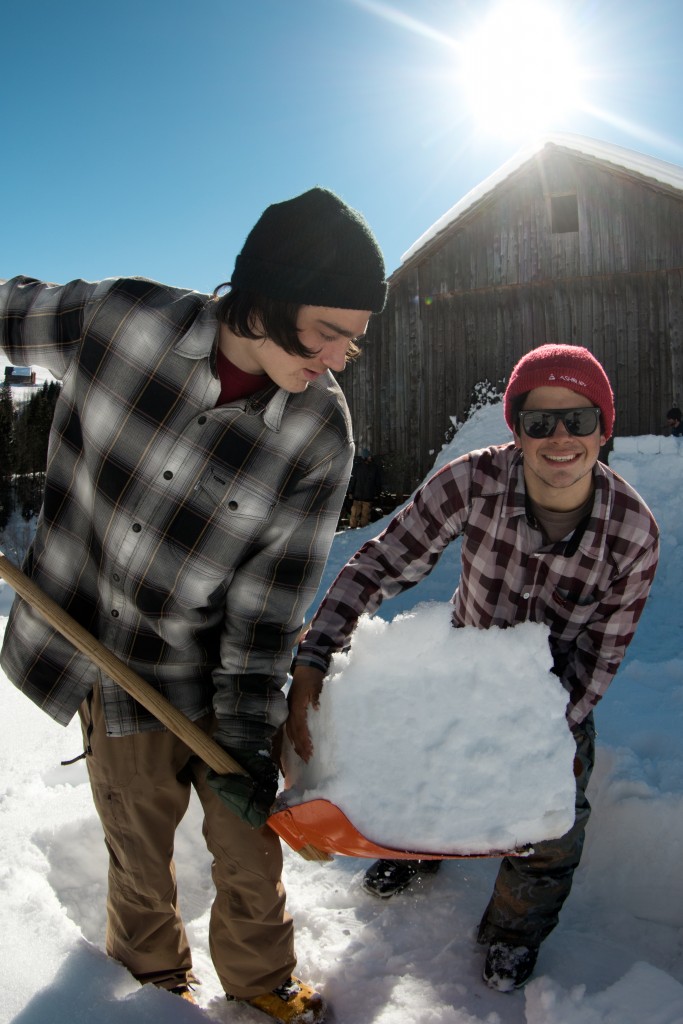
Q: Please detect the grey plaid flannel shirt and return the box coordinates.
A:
[0,276,354,748]
[294,444,660,726]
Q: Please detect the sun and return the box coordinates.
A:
[456,1,584,139]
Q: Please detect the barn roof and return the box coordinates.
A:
[401,132,683,267]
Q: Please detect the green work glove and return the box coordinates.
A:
[206,750,279,828]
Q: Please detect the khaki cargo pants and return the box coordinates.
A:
[79,685,295,999]
[349,499,372,529]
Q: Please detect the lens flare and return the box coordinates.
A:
[457,1,584,138]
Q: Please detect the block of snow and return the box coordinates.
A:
[659,435,682,455]
[612,437,639,456]
[283,604,577,855]
[637,435,663,455]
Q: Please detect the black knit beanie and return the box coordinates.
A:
[231,187,387,313]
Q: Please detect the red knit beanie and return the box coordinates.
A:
[504,344,615,440]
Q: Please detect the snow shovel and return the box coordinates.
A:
[0,550,332,862]
[0,553,528,863]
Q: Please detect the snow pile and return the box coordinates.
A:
[283,607,576,854]
[525,961,683,1024]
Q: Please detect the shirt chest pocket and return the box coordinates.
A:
[159,464,279,580]
[553,587,599,608]
[547,587,602,635]
[194,466,277,535]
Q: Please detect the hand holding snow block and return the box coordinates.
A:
[283,605,577,856]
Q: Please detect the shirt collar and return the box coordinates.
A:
[172,296,291,430]
[502,446,528,519]
[572,464,610,560]
[501,447,611,559]
[248,385,289,430]
[173,297,219,359]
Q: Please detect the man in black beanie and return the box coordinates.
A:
[0,187,386,1023]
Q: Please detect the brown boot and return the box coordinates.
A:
[169,984,197,1004]
[228,975,326,1023]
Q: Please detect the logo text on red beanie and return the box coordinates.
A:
[548,372,589,388]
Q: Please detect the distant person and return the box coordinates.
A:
[665,406,682,436]
[288,344,659,993]
[348,448,382,528]
[0,187,387,1024]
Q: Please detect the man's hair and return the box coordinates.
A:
[212,285,360,362]
[667,406,682,421]
[508,392,528,430]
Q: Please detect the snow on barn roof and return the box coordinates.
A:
[400,132,683,266]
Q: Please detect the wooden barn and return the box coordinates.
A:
[340,134,683,496]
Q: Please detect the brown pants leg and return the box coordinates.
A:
[79,686,295,998]
[349,500,371,528]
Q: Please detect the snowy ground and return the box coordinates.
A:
[1,403,683,1023]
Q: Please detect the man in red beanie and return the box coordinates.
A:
[289,344,659,993]
[0,187,387,1023]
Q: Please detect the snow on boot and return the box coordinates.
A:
[482,941,539,992]
[227,975,326,1023]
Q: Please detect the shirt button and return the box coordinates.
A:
[132,523,142,533]
[112,573,120,582]
[198,415,207,425]
[111,609,119,618]
[228,500,238,511]
[163,470,173,480]
[522,592,530,600]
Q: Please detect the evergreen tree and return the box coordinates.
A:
[14,381,61,518]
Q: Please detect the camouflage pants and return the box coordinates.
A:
[477,713,595,949]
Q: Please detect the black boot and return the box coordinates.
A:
[361,858,441,898]
[482,941,539,991]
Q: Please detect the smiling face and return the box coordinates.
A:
[514,386,606,510]
[220,305,371,393]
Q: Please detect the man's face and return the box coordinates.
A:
[513,386,606,510]
[244,305,371,393]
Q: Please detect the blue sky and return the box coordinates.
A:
[3,0,683,292]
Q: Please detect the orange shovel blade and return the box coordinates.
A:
[268,798,525,860]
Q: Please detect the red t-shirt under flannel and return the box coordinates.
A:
[216,347,268,404]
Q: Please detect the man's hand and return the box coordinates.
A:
[206,750,279,828]
[287,666,325,763]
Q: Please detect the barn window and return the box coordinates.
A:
[551,193,579,233]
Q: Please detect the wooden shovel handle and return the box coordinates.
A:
[0,551,245,775]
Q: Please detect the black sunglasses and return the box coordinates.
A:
[518,407,601,439]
